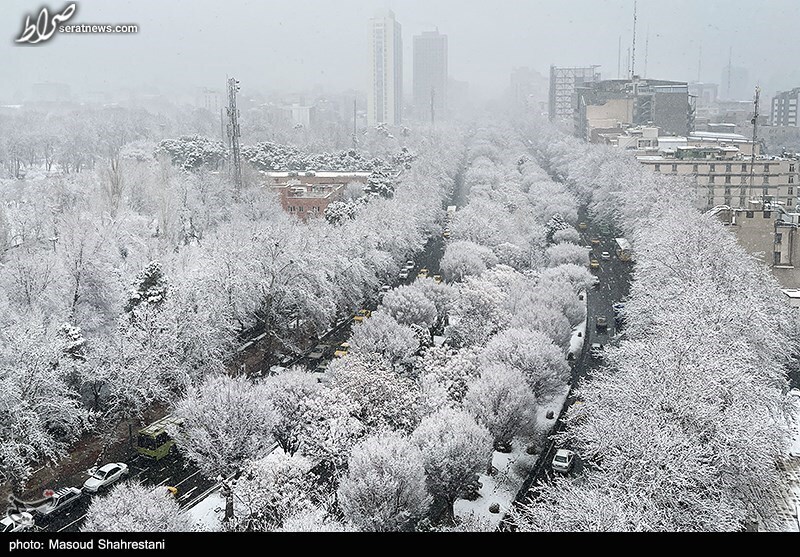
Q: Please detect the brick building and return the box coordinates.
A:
[263,171,371,221]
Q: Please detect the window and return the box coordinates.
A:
[709,175,715,184]
[789,198,794,206]
[654,164,660,172]
[763,176,769,184]
[693,164,698,172]
[725,164,732,172]
[790,176,795,184]
[709,164,716,172]
[741,176,747,184]
[746,211,754,218]
[724,187,732,195]
[790,164,796,172]
[790,187,794,195]
[764,164,770,172]
[741,164,747,172]
[774,251,782,265]
[764,211,771,218]
[671,164,678,172]
[725,176,731,184]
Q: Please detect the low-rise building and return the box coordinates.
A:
[263,171,370,221]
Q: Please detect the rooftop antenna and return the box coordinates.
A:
[726,47,732,99]
[697,42,702,83]
[630,0,637,78]
[747,85,761,203]
[430,86,436,128]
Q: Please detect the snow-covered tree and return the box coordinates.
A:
[463,364,537,452]
[348,310,420,367]
[82,481,193,532]
[337,431,431,532]
[545,242,589,268]
[411,407,492,524]
[440,240,495,282]
[480,328,570,401]
[230,451,315,531]
[327,354,422,434]
[260,368,323,456]
[171,375,275,478]
[381,284,438,328]
[124,260,168,314]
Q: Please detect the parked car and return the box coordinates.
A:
[381,285,392,294]
[612,302,626,315]
[433,274,443,284]
[578,222,588,231]
[552,449,575,473]
[590,343,604,360]
[595,316,608,331]
[590,237,600,246]
[1,512,34,532]
[405,260,414,269]
[443,228,451,239]
[399,270,409,280]
[417,268,429,279]
[34,487,83,516]
[601,251,611,260]
[83,463,129,493]
[590,258,600,270]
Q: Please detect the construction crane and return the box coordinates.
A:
[226,77,243,192]
[746,85,761,204]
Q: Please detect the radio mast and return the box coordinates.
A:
[226,77,242,192]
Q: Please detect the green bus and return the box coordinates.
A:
[136,414,184,460]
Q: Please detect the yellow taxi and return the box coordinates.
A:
[333,342,350,358]
[352,309,372,322]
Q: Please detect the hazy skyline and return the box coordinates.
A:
[3,0,800,102]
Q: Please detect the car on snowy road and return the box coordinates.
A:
[1,512,34,532]
[83,463,129,493]
[552,449,575,473]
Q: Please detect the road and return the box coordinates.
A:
[31,452,218,532]
[506,210,632,516]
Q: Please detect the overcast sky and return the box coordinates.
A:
[3,0,800,102]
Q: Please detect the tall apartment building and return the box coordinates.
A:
[368,10,403,126]
[548,65,601,125]
[771,87,800,127]
[413,30,447,121]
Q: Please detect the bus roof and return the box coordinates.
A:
[615,238,631,250]
[139,414,184,436]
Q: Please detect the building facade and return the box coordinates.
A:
[771,87,800,127]
[548,65,601,126]
[637,150,799,211]
[413,30,447,121]
[712,203,800,288]
[368,10,403,126]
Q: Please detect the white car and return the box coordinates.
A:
[399,270,410,280]
[552,449,575,473]
[1,512,34,532]
[601,251,611,260]
[83,462,129,493]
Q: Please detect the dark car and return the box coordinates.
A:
[595,316,608,331]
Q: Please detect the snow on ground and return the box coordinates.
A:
[568,309,587,360]
[186,490,225,532]
[454,383,571,528]
[781,392,800,531]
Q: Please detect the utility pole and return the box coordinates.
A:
[226,77,242,192]
[630,0,637,78]
[430,86,436,128]
[747,86,761,204]
[353,98,357,148]
[617,35,622,78]
[697,42,702,83]
[643,25,649,78]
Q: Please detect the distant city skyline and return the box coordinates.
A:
[3,0,800,103]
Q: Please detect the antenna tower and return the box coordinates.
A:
[226,77,242,192]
